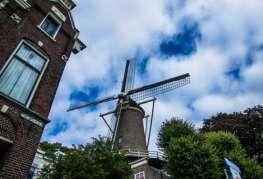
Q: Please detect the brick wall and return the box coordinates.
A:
[0,0,77,178]
[114,102,147,152]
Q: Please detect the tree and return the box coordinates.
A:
[158,118,263,178]
[157,118,195,151]
[201,105,263,164]
[39,141,72,160]
[167,135,221,179]
[39,137,132,179]
[204,132,263,178]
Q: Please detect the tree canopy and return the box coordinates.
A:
[39,141,72,160]
[40,137,132,179]
[157,118,195,151]
[167,135,221,178]
[158,118,263,178]
[204,132,263,178]
[201,105,263,164]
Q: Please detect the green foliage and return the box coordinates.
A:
[39,137,132,179]
[40,141,71,160]
[157,118,195,151]
[203,132,243,156]
[203,132,263,178]
[201,105,263,164]
[158,118,263,178]
[167,135,221,179]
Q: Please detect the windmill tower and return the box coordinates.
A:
[68,60,190,178]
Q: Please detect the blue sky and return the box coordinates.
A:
[43,0,263,150]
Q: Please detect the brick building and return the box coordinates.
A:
[0,0,85,178]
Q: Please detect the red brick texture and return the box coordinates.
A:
[0,0,77,178]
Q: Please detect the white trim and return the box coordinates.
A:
[0,0,9,9]
[131,158,148,169]
[134,171,145,179]
[38,12,62,40]
[20,113,44,127]
[68,11,76,30]
[0,136,13,144]
[14,0,31,9]
[51,6,66,22]
[0,40,49,108]
[10,13,22,23]
[49,0,76,10]
[23,41,49,108]
[72,38,86,54]
[59,0,74,10]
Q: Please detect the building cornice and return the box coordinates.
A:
[72,38,86,54]
[14,0,31,10]
[0,0,9,9]
[50,0,76,10]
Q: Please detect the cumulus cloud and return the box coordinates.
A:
[43,0,263,150]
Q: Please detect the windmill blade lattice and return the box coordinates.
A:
[125,59,136,92]
[67,95,117,111]
[128,73,190,101]
[106,114,117,138]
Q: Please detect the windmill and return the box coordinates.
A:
[67,60,190,158]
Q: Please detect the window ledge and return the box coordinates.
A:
[0,92,49,124]
[0,136,13,144]
[37,26,57,42]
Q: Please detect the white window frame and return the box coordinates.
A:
[134,171,145,179]
[38,12,62,40]
[0,40,49,108]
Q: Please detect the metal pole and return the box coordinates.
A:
[138,97,156,105]
[99,110,115,117]
[224,169,230,179]
[144,115,149,136]
[147,99,155,148]
[99,114,113,134]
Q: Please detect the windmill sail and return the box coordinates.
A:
[125,59,136,92]
[121,60,130,93]
[67,59,190,154]
[128,73,190,101]
[67,95,117,111]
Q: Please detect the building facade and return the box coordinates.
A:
[28,149,51,179]
[0,0,85,178]
[28,148,65,179]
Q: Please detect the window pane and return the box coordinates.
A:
[135,172,144,179]
[0,58,25,95]
[0,42,46,105]
[40,16,59,37]
[139,172,144,179]
[9,68,38,104]
[17,44,45,71]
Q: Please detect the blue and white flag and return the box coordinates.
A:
[224,158,241,179]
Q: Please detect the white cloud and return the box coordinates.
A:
[193,93,262,119]
[43,0,263,151]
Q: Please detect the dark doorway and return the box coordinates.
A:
[0,137,12,164]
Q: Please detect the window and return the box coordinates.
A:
[0,42,47,105]
[40,14,61,38]
[134,171,145,179]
